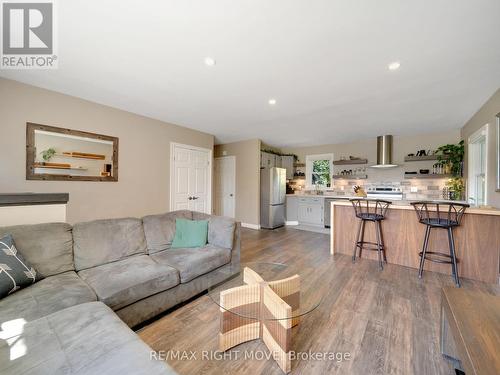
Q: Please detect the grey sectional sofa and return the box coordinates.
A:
[0,210,240,375]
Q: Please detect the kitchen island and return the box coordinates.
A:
[330,200,500,284]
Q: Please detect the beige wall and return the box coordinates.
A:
[214,139,261,226]
[0,78,214,223]
[461,88,500,208]
[282,130,461,183]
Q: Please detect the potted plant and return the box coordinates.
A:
[41,148,56,162]
[445,177,465,201]
[435,141,465,200]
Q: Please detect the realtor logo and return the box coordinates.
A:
[1,0,57,69]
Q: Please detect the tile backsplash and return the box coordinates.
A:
[328,179,449,200]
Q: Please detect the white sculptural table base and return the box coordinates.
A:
[218,267,300,373]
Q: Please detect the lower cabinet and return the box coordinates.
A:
[297,197,324,226]
[286,196,298,222]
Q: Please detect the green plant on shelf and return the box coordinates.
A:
[435,140,465,200]
[41,148,56,162]
[435,140,464,177]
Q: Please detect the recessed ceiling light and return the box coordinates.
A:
[388,61,401,71]
[268,98,277,105]
[204,57,216,66]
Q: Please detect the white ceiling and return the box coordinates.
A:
[2,0,500,147]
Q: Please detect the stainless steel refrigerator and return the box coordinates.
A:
[260,167,286,229]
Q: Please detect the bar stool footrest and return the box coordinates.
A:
[419,251,456,264]
[356,241,385,251]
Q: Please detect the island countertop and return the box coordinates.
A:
[329,200,500,284]
[328,199,500,216]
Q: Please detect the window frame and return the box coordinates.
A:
[468,124,488,206]
[305,153,333,189]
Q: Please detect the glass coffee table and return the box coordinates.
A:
[208,262,323,373]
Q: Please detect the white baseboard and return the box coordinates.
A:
[241,223,261,230]
[285,221,299,226]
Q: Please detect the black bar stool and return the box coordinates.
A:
[350,199,392,270]
[410,201,469,287]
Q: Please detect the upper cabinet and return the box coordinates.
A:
[274,154,282,168]
[281,155,295,179]
[260,151,273,168]
[261,152,295,180]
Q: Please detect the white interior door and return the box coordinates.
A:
[171,143,212,214]
[215,156,236,218]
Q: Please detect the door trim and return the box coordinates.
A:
[215,156,236,218]
[170,142,213,214]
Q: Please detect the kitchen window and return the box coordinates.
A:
[305,153,333,188]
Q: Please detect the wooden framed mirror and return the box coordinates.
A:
[26,122,119,181]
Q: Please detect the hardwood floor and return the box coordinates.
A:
[139,227,499,375]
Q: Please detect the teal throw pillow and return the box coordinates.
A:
[171,219,208,248]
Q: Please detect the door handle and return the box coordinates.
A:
[192,196,199,200]
[188,196,193,200]
[229,194,234,197]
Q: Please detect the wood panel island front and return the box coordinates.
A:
[329,200,500,284]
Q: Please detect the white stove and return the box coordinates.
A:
[366,186,403,200]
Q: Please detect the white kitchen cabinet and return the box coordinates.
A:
[274,155,282,168]
[261,152,282,168]
[261,152,272,168]
[281,155,295,179]
[308,203,323,225]
[286,196,298,222]
[297,197,324,226]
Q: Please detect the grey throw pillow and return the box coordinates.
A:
[0,234,38,299]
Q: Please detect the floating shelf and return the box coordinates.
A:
[293,163,306,167]
[332,175,368,180]
[404,174,453,179]
[404,155,447,162]
[35,166,88,171]
[292,175,305,179]
[54,153,108,161]
[332,159,368,165]
[33,163,87,171]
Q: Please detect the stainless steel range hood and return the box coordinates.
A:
[370,135,398,168]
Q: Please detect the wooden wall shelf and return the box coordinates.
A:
[293,163,306,167]
[404,155,445,162]
[332,175,368,180]
[56,152,107,161]
[34,163,88,171]
[404,174,452,179]
[332,159,368,165]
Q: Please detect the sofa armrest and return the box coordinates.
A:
[230,222,241,268]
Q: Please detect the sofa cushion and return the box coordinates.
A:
[171,219,208,248]
[0,271,96,326]
[0,223,73,278]
[73,218,147,271]
[151,245,231,283]
[193,212,236,249]
[78,255,180,310]
[0,234,38,298]
[143,210,193,253]
[0,302,174,375]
